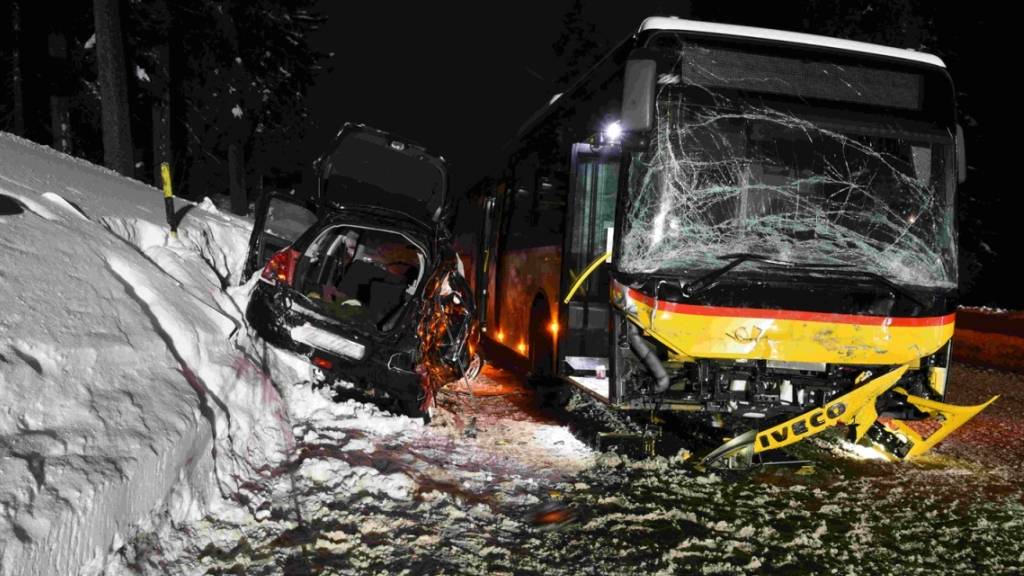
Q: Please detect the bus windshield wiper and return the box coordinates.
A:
[681,253,797,297]
[680,253,923,309]
[680,253,860,298]
[803,266,927,309]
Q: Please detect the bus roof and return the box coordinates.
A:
[640,17,946,68]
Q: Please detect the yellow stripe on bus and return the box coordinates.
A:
[619,295,954,365]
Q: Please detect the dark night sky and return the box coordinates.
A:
[305,1,691,191]
[302,4,1016,307]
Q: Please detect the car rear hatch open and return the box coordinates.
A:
[290,214,431,336]
[318,124,447,228]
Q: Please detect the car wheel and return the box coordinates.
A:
[463,352,483,380]
[396,395,430,423]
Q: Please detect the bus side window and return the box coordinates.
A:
[536,173,568,233]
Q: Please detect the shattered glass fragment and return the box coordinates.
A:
[619,43,956,289]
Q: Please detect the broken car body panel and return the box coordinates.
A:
[245,124,479,417]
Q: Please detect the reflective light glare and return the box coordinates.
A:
[517,341,527,355]
[604,121,623,142]
[549,321,559,335]
[496,331,505,342]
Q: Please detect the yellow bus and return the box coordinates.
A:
[455,17,993,464]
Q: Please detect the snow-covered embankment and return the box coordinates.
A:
[0,132,294,575]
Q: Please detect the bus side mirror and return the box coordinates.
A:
[956,124,967,184]
[621,49,657,133]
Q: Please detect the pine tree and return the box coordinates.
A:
[552,0,610,88]
[0,1,26,135]
[93,0,134,177]
[127,0,326,198]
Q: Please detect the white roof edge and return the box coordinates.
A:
[639,17,946,69]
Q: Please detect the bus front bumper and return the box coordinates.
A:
[701,364,998,466]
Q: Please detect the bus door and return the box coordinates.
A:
[560,142,620,401]
[476,195,497,330]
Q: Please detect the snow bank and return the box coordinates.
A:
[0,132,295,574]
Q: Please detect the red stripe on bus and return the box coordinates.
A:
[618,284,955,328]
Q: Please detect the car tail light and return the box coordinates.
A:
[260,248,300,286]
[312,356,333,370]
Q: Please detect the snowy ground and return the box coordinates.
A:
[2,132,1023,575]
[105,363,1023,576]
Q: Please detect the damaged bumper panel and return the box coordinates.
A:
[612,279,956,367]
[702,365,997,466]
[868,388,998,460]
[607,278,991,464]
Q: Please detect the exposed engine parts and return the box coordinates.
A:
[610,312,994,465]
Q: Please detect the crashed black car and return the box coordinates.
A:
[243,124,480,419]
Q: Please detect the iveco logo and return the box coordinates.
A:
[757,402,847,449]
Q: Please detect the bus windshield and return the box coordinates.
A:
[618,40,957,289]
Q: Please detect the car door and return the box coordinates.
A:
[243,191,319,279]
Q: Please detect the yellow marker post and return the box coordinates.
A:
[161,162,176,238]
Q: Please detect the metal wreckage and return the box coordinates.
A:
[245,20,996,466]
[465,17,997,467]
[245,124,480,421]
[601,22,996,466]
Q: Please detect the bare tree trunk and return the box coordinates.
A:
[10,1,25,135]
[93,0,134,177]
[151,44,171,187]
[48,32,70,152]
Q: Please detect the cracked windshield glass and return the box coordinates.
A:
[619,38,957,289]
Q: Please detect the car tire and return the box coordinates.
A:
[396,395,431,424]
